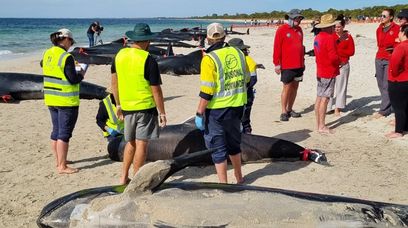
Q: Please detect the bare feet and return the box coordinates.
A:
[236,177,245,184]
[372,112,385,119]
[318,127,335,134]
[58,166,79,174]
[388,119,396,126]
[334,109,341,117]
[385,132,403,139]
[119,176,131,185]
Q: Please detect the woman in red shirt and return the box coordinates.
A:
[374,9,400,118]
[328,15,355,116]
[386,25,408,138]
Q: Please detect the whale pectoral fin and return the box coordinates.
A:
[256,64,265,69]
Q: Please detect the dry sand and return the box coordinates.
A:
[0,23,407,227]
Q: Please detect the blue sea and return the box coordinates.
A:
[0,18,241,60]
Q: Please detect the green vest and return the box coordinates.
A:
[42,46,80,107]
[207,46,247,109]
[115,48,156,111]
[102,95,124,137]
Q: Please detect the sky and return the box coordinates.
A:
[0,0,406,18]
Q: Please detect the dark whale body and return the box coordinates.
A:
[107,118,321,164]
[37,150,408,227]
[0,73,108,101]
[156,50,203,75]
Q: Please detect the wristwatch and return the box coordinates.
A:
[196,112,203,117]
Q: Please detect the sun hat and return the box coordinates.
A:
[228,38,250,50]
[286,9,304,20]
[125,23,157,42]
[315,14,340,28]
[207,23,226,39]
[397,9,408,19]
[56,28,76,44]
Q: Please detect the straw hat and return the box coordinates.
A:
[315,14,340,28]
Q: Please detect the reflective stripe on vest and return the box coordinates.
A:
[206,47,247,109]
[115,48,156,111]
[42,46,80,107]
[102,95,124,136]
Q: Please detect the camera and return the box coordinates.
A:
[96,25,103,32]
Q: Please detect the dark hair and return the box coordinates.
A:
[401,24,408,37]
[50,31,65,46]
[336,14,346,27]
[384,8,395,21]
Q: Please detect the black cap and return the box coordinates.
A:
[397,9,408,19]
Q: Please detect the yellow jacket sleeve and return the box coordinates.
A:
[200,55,217,95]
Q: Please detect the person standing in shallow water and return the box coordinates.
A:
[273,9,305,122]
[373,9,400,119]
[42,28,85,174]
[327,15,355,116]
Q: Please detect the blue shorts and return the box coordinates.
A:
[49,106,79,143]
[204,107,243,164]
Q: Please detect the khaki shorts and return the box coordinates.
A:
[124,112,159,141]
[317,77,335,98]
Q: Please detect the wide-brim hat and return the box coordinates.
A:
[315,14,340,28]
[286,9,304,20]
[228,38,250,50]
[397,9,408,19]
[125,23,157,42]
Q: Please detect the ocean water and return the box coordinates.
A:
[0,18,241,60]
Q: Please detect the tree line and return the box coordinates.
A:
[191,4,408,20]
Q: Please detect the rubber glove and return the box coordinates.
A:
[107,127,119,137]
[195,114,205,131]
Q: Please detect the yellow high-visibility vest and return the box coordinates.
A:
[206,46,247,109]
[102,95,124,137]
[115,48,156,111]
[42,46,80,107]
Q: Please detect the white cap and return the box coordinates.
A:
[57,28,76,44]
[207,23,225,39]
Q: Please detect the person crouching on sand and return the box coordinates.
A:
[313,14,341,134]
[41,28,85,174]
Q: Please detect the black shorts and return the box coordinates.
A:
[281,68,305,84]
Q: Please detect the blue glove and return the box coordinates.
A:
[107,127,119,137]
[195,114,205,130]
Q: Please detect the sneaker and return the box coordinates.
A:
[308,150,327,164]
[280,113,289,121]
[288,110,301,118]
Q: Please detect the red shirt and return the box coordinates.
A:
[334,32,355,64]
[273,24,304,70]
[388,40,408,82]
[376,22,400,60]
[314,31,341,78]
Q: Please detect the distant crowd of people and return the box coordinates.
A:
[40,8,408,184]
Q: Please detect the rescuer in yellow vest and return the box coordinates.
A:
[96,91,124,141]
[42,28,86,174]
[111,23,167,185]
[195,23,250,184]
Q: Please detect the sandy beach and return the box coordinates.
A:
[0,22,407,227]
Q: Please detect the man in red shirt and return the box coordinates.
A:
[273,9,305,121]
[313,14,341,134]
[374,9,400,118]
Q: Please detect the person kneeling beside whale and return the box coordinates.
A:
[96,91,124,142]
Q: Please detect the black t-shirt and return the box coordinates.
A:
[87,22,98,34]
[111,52,162,114]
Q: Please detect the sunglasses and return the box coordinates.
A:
[381,15,389,18]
